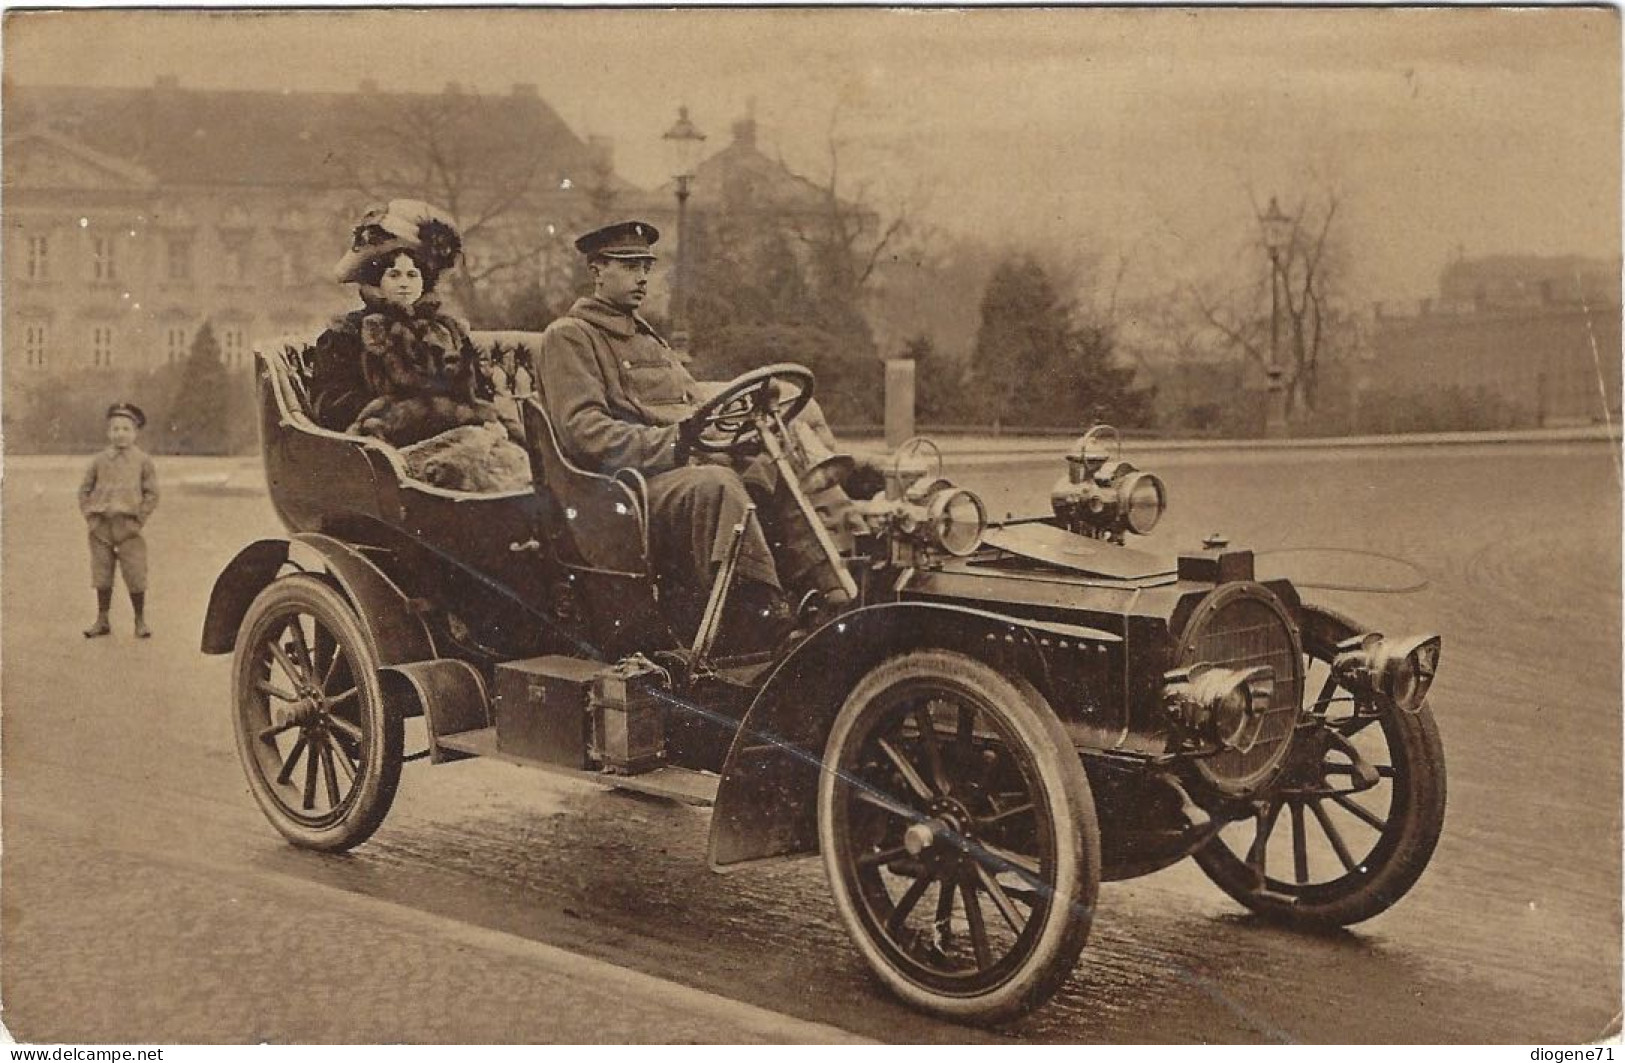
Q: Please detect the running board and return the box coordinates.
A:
[434,726,720,807]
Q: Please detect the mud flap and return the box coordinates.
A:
[379,659,489,764]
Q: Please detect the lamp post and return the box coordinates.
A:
[662,105,707,353]
[1259,195,1293,437]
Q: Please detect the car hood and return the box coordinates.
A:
[978,523,1176,580]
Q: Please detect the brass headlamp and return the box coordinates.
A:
[1163,663,1277,753]
[1050,425,1167,541]
[1332,632,1443,715]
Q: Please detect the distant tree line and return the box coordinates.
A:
[5,322,258,456]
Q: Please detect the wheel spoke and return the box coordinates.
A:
[960,880,995,970]
[1290,801,1309,885]
[877,737,935,801]
[257,719,298,743]
[328,731,358,782]
[1246,800,1283,882]
[1001,884,1043,909]
[975,863,1027,934]
[1324,763,1394,779]
[933,876,957,944]
[324,687,359,713]
[255,679,299,702]
[1308,799,1358,872]
[976,841,1042,884]
[857,845,909,869]
[301,734,320,810]
[886,870,936,935]
[313,625,336,684]
[979,801,1036,827]
[276,733,309,784]
[1310,672,1340,714]
[1330,792,1388,833]
[326,713,364,744]
[320,739,343,807]
[321,642,347,692]
[266,637,307,691]
[914,706,949,795]
[288,617,316,678]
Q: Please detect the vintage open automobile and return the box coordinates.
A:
[203,331,1447,1023]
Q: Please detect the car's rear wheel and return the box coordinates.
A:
[1193,606,1446,926]
[232,575,402,851]
[818,649,1100,1023]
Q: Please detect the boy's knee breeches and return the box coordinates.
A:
[87,514,148,592]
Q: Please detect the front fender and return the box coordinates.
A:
[706,602,1119,871]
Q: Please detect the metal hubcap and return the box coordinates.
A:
[903,822,939,856]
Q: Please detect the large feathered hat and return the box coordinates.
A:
[333,199,463,284]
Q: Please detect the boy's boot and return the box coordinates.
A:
[83,589,112,638]
[131,592,151,639]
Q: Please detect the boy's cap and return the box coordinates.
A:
[574,220,659,260]
[106,402,146,429]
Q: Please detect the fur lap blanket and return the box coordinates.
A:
[399,424,533,493]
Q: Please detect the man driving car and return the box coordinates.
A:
[535,220,846,651]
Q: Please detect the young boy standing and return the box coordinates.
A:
[79,402,160,638]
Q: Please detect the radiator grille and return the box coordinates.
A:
[1179,588,1303,795]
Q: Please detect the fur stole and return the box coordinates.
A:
[350,289,475,401]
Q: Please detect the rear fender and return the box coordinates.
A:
[203,534,441,728]
[292,532,437,667]
[202,534,436,662]
[200,539,295,655]
[706,602,1119,870]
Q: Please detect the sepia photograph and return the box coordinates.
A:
[1,5,1619,1045]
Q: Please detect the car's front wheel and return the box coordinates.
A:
[1194,606,1447,926]
[818,649,1100,1024]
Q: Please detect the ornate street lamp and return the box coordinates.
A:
[1260,196,1293,437]
[662,105,707,349]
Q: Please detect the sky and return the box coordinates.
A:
[4,6,1619,304]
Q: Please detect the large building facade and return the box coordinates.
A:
[1369,255,1621,427]
[3,79,644,386]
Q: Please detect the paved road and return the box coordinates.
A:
[2,441,1619,1043]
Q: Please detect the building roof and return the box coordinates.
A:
[663,115,829,215]
[5,80,617,194]
[1440,253,1619,307]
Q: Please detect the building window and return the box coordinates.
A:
[277,245,304,286]
[222,326,246,368]
[91,325,115,368]
[23,323,48,368]
[91,237,117,282]
[222,240,250,284]
[166,237,193,282]
[25,235,49,281]
[166,326,190,365]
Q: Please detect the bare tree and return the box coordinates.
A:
[1186,188,1350,418]
[787,110,931,342]
[329,87,601,325]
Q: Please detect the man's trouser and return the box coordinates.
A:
[644,456,845,604]
[87,513,148,593]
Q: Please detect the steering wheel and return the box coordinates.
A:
[686,363,814,454]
